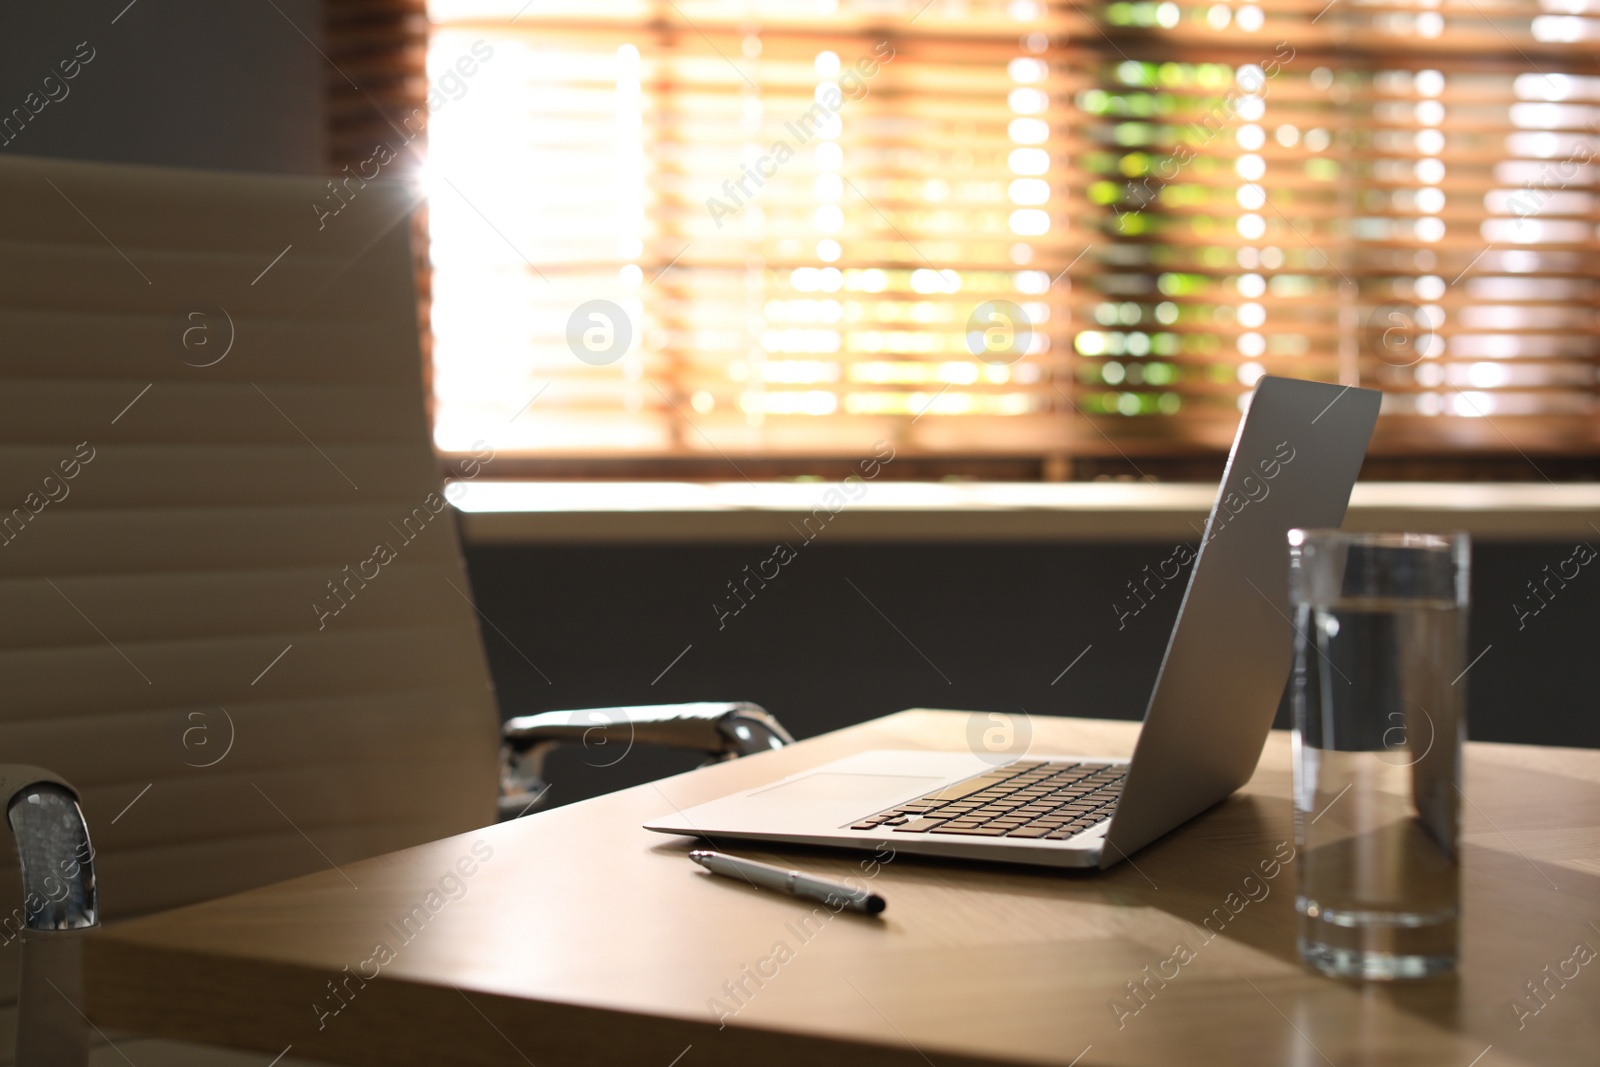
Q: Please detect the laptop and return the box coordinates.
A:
[645,376,1382,869]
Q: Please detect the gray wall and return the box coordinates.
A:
[462,539,1600,808]
[0,0,323,173]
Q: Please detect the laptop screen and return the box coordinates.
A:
[1101,376,1381,866]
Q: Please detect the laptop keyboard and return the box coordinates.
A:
[848,759,1125,840]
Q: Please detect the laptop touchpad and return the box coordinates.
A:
[749,772,943,810]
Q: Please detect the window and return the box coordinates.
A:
[353,0,1600,477]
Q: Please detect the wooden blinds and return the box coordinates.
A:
[354,1,1600,473]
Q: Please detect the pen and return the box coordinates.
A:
[688,850,886,915]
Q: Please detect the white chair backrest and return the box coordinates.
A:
[0,154,500,924]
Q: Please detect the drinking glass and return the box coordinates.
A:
[1287,530,1469,980]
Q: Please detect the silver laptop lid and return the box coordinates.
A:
[1100,376,1381,867]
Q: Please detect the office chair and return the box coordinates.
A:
[0,155,791,1066]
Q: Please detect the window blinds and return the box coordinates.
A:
[365,0,1600,473]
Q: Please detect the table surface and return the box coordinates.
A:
[87,710,1600,1067]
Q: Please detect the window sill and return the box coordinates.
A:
[452,482,1600,544]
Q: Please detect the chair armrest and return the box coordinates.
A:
[0,765,98,1067]
[3,768,97,935]
[499,702,794,820]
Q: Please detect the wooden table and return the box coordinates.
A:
[87,710,1600,1066]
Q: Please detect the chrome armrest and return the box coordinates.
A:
[498,702,793,820]
[0,765,98,1067]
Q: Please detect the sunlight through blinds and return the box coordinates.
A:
[413,0,1600,472]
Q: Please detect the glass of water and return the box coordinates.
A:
[1287,530,1469,980]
